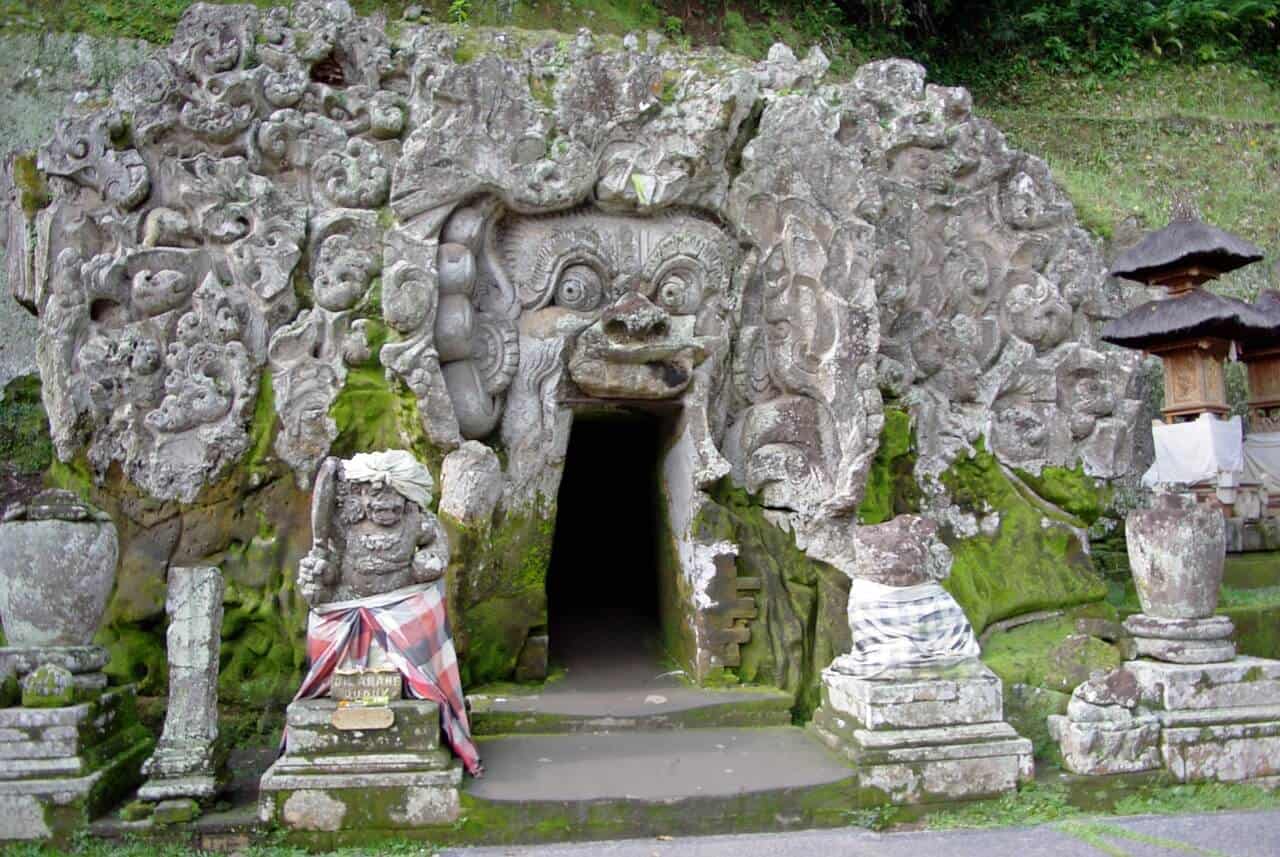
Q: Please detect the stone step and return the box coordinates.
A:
[451,726,859,844]
[468,684,793,735]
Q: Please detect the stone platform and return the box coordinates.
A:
[258,699,462,832]
[810,661,1033,804]
[0,686,153,840]
[1133,656,1280,783]
[1052,656,1280,783]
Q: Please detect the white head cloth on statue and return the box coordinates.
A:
[343,450,435,510]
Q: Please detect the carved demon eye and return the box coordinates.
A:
[655,265,703,315]
[555,264,604,312]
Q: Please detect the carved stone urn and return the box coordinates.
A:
[0,490,118,647]
[1125,490,1225,619]
[1123,490,1234,663]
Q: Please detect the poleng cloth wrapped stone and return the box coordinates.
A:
[830,578,981,678]
[343,450,435,510]
[289,582,481,776]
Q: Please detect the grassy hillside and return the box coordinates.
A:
[0,0,1275,281]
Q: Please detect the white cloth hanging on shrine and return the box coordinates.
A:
[1243,431,1280,492]
[1142,414,1243,486]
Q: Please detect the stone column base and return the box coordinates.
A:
[258,698,462,832]
[1123,614,1236,664]
[1052,657,1280,784]
[0,686,153,841]
[811,661,1033,804]
[1133,656,1280,783]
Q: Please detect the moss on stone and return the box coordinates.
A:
[11,152,50,219]
[444,507,554,686]
[95,623,167,694]
[941,440,1108,634]
[0,374,53,474]
[857,406,919,525]
[1014,463,1109,526]
[981,611,1122,694]
[329,366,442,475]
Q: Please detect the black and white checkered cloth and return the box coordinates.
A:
[832,579,981,678]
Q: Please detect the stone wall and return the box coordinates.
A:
[0,2,1145,707]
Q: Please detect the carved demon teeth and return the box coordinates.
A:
[596,339,708,366]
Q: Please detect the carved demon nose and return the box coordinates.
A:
[601,291,670,340]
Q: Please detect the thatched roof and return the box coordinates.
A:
[1101,289,1276,351]
[1109,217,1263,284]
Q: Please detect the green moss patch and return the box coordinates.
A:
[940,441,1108,634]
[1223,551,1280,589]
[329,366,441,475]
[0,374,53,474]
[857,406,920,525]
[445,509,553,686]
[11,152,51,219]
[981,610,1122,695]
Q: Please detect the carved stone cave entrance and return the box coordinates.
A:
[546,408,677,674]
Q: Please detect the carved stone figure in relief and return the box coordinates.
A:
[298,451,448,606]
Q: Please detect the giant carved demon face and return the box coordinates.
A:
[495,208,737,400]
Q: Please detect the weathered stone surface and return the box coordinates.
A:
[259,695,463,832]
[0,646,107,678]
[1162,720,1280,783]
[1049,712,1162,775]
[439,441,502,527]
[19,664,73,708]
[1132,636,1236,664]
[1128,657,1280,711]
[0,685,152,840]
[814,656,1033,803]
[0,492,117,647]
[6,1,1144,686]
[140,566,224,800]
[299,452,447,607]
[1126,491,1226,620]
[821,661,1002,730]
[811,703,1032,803]
[1124,613,1235,641]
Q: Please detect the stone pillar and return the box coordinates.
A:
[138,566,225,811]
[1122,491,1235,663]
[1052,490,1280,783]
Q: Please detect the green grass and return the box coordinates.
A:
[978,63,1280,292]
[926,780,1280,832]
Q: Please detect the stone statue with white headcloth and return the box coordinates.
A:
[290,449,481,776]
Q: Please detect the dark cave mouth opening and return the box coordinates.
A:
[545,410,669,665]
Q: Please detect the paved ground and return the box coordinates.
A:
[472,613,788,719]
[441,809,1280,857]
[470,726,851,801]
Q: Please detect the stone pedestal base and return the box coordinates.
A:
[811,661,1033,804]
[0,686,153,840]
[1048,713,1162,776]
[259,699,462,832]
[0,646,109,691]
[1123,614,1236,664]
[1132,656,1280,783]
[1053,657,1280,784]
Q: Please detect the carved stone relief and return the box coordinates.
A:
[7,2,1145,678]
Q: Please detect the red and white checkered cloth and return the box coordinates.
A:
[291,582,482,776]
